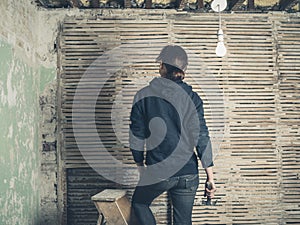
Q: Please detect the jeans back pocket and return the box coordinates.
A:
[184,174,199,191]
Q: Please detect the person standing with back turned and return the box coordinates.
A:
[129,45,216,225]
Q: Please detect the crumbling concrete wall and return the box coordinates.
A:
[0,1,86,224]
[39,81,59,224]
[0,2,180,225]
[0,38,60,225]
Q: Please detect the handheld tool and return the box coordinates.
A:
[202,181,217,206]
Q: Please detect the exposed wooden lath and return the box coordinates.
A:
[57,11,300,225]
[276,15,300,223]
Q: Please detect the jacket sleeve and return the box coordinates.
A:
[129,94,146,163]
[192,93,214,168]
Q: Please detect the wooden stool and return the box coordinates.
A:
[91,189,139,225]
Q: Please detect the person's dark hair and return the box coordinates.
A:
[163,63,185,81]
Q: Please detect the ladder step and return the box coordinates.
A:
[92,189,139,225]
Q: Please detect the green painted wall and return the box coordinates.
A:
[0,38,56,225]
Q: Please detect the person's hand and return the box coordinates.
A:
[204,180,216,199]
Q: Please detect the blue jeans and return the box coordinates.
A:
[132,174,199,225]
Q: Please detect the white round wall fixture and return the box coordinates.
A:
[211,0,227,12]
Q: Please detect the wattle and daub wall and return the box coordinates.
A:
[58,11,300,225]
[0,2,299,224]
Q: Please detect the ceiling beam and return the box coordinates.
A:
[38,0,69,7]
[279,0,298,10]
[67,0,82,7]
[248,0,255,10]
[178,0,187,10]
[89,0,100,7]
[124,0,131,8]
[145,0,152,8]
[229,0,246,11]
[197,0,204,9]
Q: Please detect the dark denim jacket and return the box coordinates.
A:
[130,77,213,177]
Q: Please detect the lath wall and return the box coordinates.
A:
[57,11,300,225]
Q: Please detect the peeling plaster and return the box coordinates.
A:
[6,60,18,107]
[0,0,86,68]
[7,125,13,139]
[0,39,41,225]
[0,8,63,224]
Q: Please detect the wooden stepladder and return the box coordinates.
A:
[91,189,139,225]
